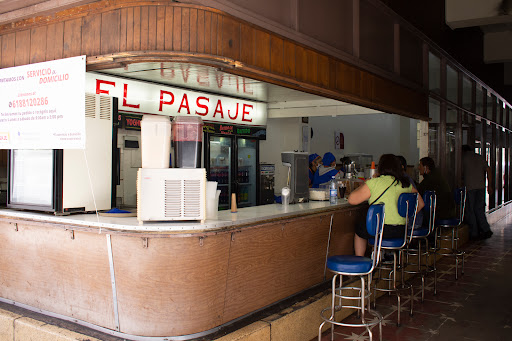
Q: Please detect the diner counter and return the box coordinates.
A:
[0,201,365,340]
[0,199,351,233]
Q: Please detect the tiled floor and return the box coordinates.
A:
[317,216,512,341]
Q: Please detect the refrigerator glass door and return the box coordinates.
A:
[237,138,257,207]
[10,149,54,207]
[209,136,232,210]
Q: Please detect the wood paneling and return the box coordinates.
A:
[0,1,428,120]
[181,7,190,52]
[283,40,295,77]
[148,6,157,50]
[270,35,284,74]
[189,8,197,53]
[101,10,120,55]
[132,6,141,51]
[140,6,149,51]
[46,22,64,61]
[0,222,115,329]
[221,15,240,61]
[82,13,101,56]
[203,11,211,54]
[196,10,205,53]
[172,6,181,51]
[223,214,332,322]
[156,6,165,50]
[15,30,30,66]
[254,29,270,70]
[295,45,307,81]
[30,26,46,63]
[210,13,218,55]
[112,232,231,336]
[1,33,16,68]
[119,8,127,52]
[0,205,365,337]
[164,6,173,51]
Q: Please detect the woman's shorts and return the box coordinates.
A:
[355,220,405,240]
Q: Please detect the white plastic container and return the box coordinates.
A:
[140,115,172,168]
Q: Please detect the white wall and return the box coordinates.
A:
[260,114,421,194]
[260,117,305,192]
[309,113,419,167]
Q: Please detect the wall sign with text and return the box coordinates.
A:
[86,73,267,127]
[0,56,86,149]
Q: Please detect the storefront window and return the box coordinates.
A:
[462,75,472,111]
[476,84,484,118]
[475,117,482,154]
[486,122,493,210]
[429,52,441,94]
[447,65,458,104]
[496,98,501,125]
[429,98,440,166]
[486,93,494,121]
[463,113,475,147]
[446,107,458,189]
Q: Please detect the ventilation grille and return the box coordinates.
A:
[164,180,182,218]
[99,96,112,120]
[84,93,112,120]
[85,93,96,118]
[183,180,201,217]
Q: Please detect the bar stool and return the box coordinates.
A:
[319,204,385,341]
[434,187,466,280]
[371,192,418,326]
[404,191,437,301]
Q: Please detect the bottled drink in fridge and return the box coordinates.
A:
[329,176,337,205]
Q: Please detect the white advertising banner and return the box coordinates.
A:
[0,56,86,149]
[86,73,267,126]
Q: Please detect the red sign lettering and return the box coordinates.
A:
[213,100,224,118]
[123,84,140,108]
[242,104,253,122]
[195,97,209,116]
[178,94,190,114]
[159,90,174,111]
[96,80,115,95]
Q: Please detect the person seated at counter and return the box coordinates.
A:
[397,155,422,228]
[347,154,424,256]
[312,152,341,188]
[308,153,322,187]
[417,157,456,225]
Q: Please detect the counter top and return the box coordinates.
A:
[0,199,353,233]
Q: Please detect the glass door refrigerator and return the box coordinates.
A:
[205,134,259,210]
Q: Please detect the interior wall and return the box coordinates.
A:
[309,114,420,169]
[260,117,304,193]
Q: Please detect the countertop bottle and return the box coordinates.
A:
[329,176,337,205]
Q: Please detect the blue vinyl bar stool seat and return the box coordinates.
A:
[370,192,418,326]
[319,204,385,341]
[404,191,437,301]
[434,187,466,280]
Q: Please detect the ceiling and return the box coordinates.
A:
[97,62,384,118]
[446,0,512,85]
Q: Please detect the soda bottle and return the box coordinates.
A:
[329,176,337,205]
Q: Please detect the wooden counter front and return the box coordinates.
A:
[0,203,365,338]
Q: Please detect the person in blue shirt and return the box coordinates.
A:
[308,153,322,187]
[312,152,341,188]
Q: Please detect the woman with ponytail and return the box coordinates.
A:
[348,154,424,256]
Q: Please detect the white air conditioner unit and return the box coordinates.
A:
[137,168,206,222]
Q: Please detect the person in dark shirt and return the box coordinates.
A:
[417,157,456,221]
[462,144,493,240]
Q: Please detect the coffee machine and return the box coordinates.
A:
[281,152,309,204]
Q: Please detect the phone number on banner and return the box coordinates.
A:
[9,97,49,108]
